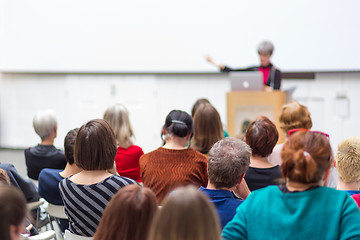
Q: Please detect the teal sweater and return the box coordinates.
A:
[222,186,360,240]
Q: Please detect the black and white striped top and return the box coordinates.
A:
[59,175,136,237]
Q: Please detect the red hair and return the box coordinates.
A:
[281,131,332,184]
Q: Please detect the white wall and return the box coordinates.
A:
[0,72,359,153]
[1,0,360,72]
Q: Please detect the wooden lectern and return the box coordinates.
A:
[227,91,286,143]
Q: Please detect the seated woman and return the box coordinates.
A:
[59,119,136,237]
[25,109,66,180]
[222,130,360,239]
[148,186,221,240]
[104,104,144,182]
[93,184,157,240]
[268,101,313,165]
[191,103,224,155]
[0,184,27,240]
[191,98,229,138]
[140,110,208,203]
[244,116,281,191]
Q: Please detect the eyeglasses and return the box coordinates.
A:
[288,128,330,140]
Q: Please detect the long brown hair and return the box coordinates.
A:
[191,103,224,154]
[148,186,221,240]
[93,184,157,240]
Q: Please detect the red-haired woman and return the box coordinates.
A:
[223,130,360,239]
[244,116,281,191]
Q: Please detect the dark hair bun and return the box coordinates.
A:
[164,110,193,138]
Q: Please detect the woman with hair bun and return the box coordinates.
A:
[140,110,208,203]
[223,130,360,240]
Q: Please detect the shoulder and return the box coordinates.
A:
[0,163,16,172]
[39,168,62,179]
[110,175,137,186]
[127,145,144,155]
[247,185,279,199]
[186,148,207,161]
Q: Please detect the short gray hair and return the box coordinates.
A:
[257,41,274,55]
[33,109,57,140]
[208,137,251,189]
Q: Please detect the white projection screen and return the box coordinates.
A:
[0,0,359,73]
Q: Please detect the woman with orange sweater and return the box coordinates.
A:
[139,110,208,203]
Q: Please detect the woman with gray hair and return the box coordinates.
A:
[206,40,282,90]
[25,109,66,180]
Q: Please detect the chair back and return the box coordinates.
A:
[47,203,68,219]
[64,230,93,240]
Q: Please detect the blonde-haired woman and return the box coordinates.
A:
[148,186,221,240]
[104,104,144,182]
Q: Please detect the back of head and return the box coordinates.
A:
[257,41,274,55]
[164,110,193,138]
[191,98,210,117]
[33,109,57,140]
[279,101,313,134]
[191,103,224,154]
[336,136,360,183]
[64,128,79,165]
[0,184,27,240]
[245,116,279,157]
[208,137,251,189]
[148,186,221,240]
[103,104,134,148]
[281,131,332,184]
[74,119,117,171]
[94,184,157,240]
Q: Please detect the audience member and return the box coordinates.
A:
[191,98,229,137]
[335,136,360,195]
[140,110,208,203]
[38,128,81,232]
[59,119,136,237]
[244,116,281,191]
[148,186,221,240]
[25,109,66,180]
[191,103,224,155]
[199,137,251,228]
[93,184,157,240]
[0,184,27,240]
[268,101,312,165]
[0,169,10,184]
[104,104,144,182]
[0,163,40,203]
[223,130,360,239]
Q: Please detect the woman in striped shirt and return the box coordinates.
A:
[59,119,136,237]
